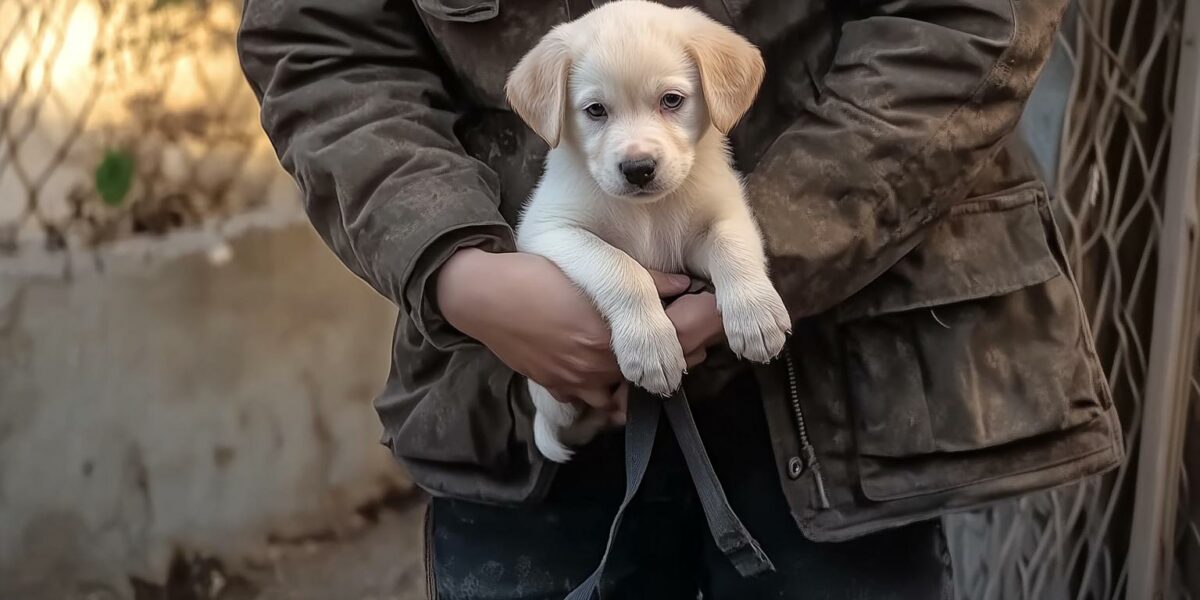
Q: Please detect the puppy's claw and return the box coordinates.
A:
[722,285,790,364]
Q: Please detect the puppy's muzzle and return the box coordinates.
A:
[619,157,656,187]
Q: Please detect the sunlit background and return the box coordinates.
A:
[1,1,418,598]
[1,1,1197,599]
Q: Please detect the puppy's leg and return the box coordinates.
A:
[528,381,612,462]
[522,226,685,396]
[529,381,580,463]
[690,211,790,363]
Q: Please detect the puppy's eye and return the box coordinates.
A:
[584,103,608,119]
[660,93,685,111]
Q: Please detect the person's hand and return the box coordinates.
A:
[585,292,725,424]
[435,248,692,410]
[665,291,725,368]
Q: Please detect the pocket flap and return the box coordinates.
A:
[836,187,1061,323]
[415,0,499,22]
[857,417,1115,501]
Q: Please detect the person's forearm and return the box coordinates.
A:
[434,248,498,341]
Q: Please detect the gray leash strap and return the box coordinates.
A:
[563,387,661,600]
[563,388,774,600]
[663,392,775,578]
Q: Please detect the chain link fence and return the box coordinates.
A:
[1182,353,1200,596]
[0,0,295,257]
[948,0,1199,598]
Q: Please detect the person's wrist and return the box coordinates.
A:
[435,247,495,334]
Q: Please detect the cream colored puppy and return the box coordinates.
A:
[507,0,789,462]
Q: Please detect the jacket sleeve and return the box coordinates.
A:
[237,0,513,349]
[749,0,1068,319]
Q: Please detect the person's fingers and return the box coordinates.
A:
[665,292,724,354]
[579,353,624,384]
[648,269,692,298]
[607,383,629,426]
[574,386,616,411]
[546,387,578,405]
[612,382,629,412]
[608,410,627,426]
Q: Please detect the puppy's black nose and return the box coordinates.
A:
[620,158,656,187]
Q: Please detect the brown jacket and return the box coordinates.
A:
[237,0,1124,541]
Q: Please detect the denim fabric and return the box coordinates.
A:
[427,374,953,600]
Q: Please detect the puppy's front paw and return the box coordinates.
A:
[721,284,790,363]
[611,314,686,396]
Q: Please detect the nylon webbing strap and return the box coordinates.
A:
[563,388,774,600]
[563,388,661,600]
[662,393,775,577]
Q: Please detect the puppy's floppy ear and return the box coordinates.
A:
[685,15,765,135]
[506,28,572,148]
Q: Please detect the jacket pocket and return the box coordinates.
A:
[837,186,1107,500]
[415,0,499,22]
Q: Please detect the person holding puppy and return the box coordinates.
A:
[238,0,1123,598]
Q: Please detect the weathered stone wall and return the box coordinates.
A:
[0,223,408,599]
[1,2,420,597]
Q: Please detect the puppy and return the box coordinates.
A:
[506,0,789,462]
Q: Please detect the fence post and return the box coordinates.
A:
[1126,1,1200,597]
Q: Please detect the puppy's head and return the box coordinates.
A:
[506,1,764,202]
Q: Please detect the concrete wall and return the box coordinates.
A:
[0,221,408,599]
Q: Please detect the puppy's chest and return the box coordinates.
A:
[591,210,698,273]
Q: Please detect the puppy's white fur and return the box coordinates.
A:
[506,0,789,462]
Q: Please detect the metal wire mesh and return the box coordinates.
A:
[0,0,290,254]
[1175,300,1200,598]
[948,0,1195,598]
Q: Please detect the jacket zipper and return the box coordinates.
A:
[424,503,438,599]
[783,347,831,509]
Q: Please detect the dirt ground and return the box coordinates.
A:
[132,495,428,600]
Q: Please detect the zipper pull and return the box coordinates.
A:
[803,446,832,509]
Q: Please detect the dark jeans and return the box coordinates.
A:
[426,374,953,599]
